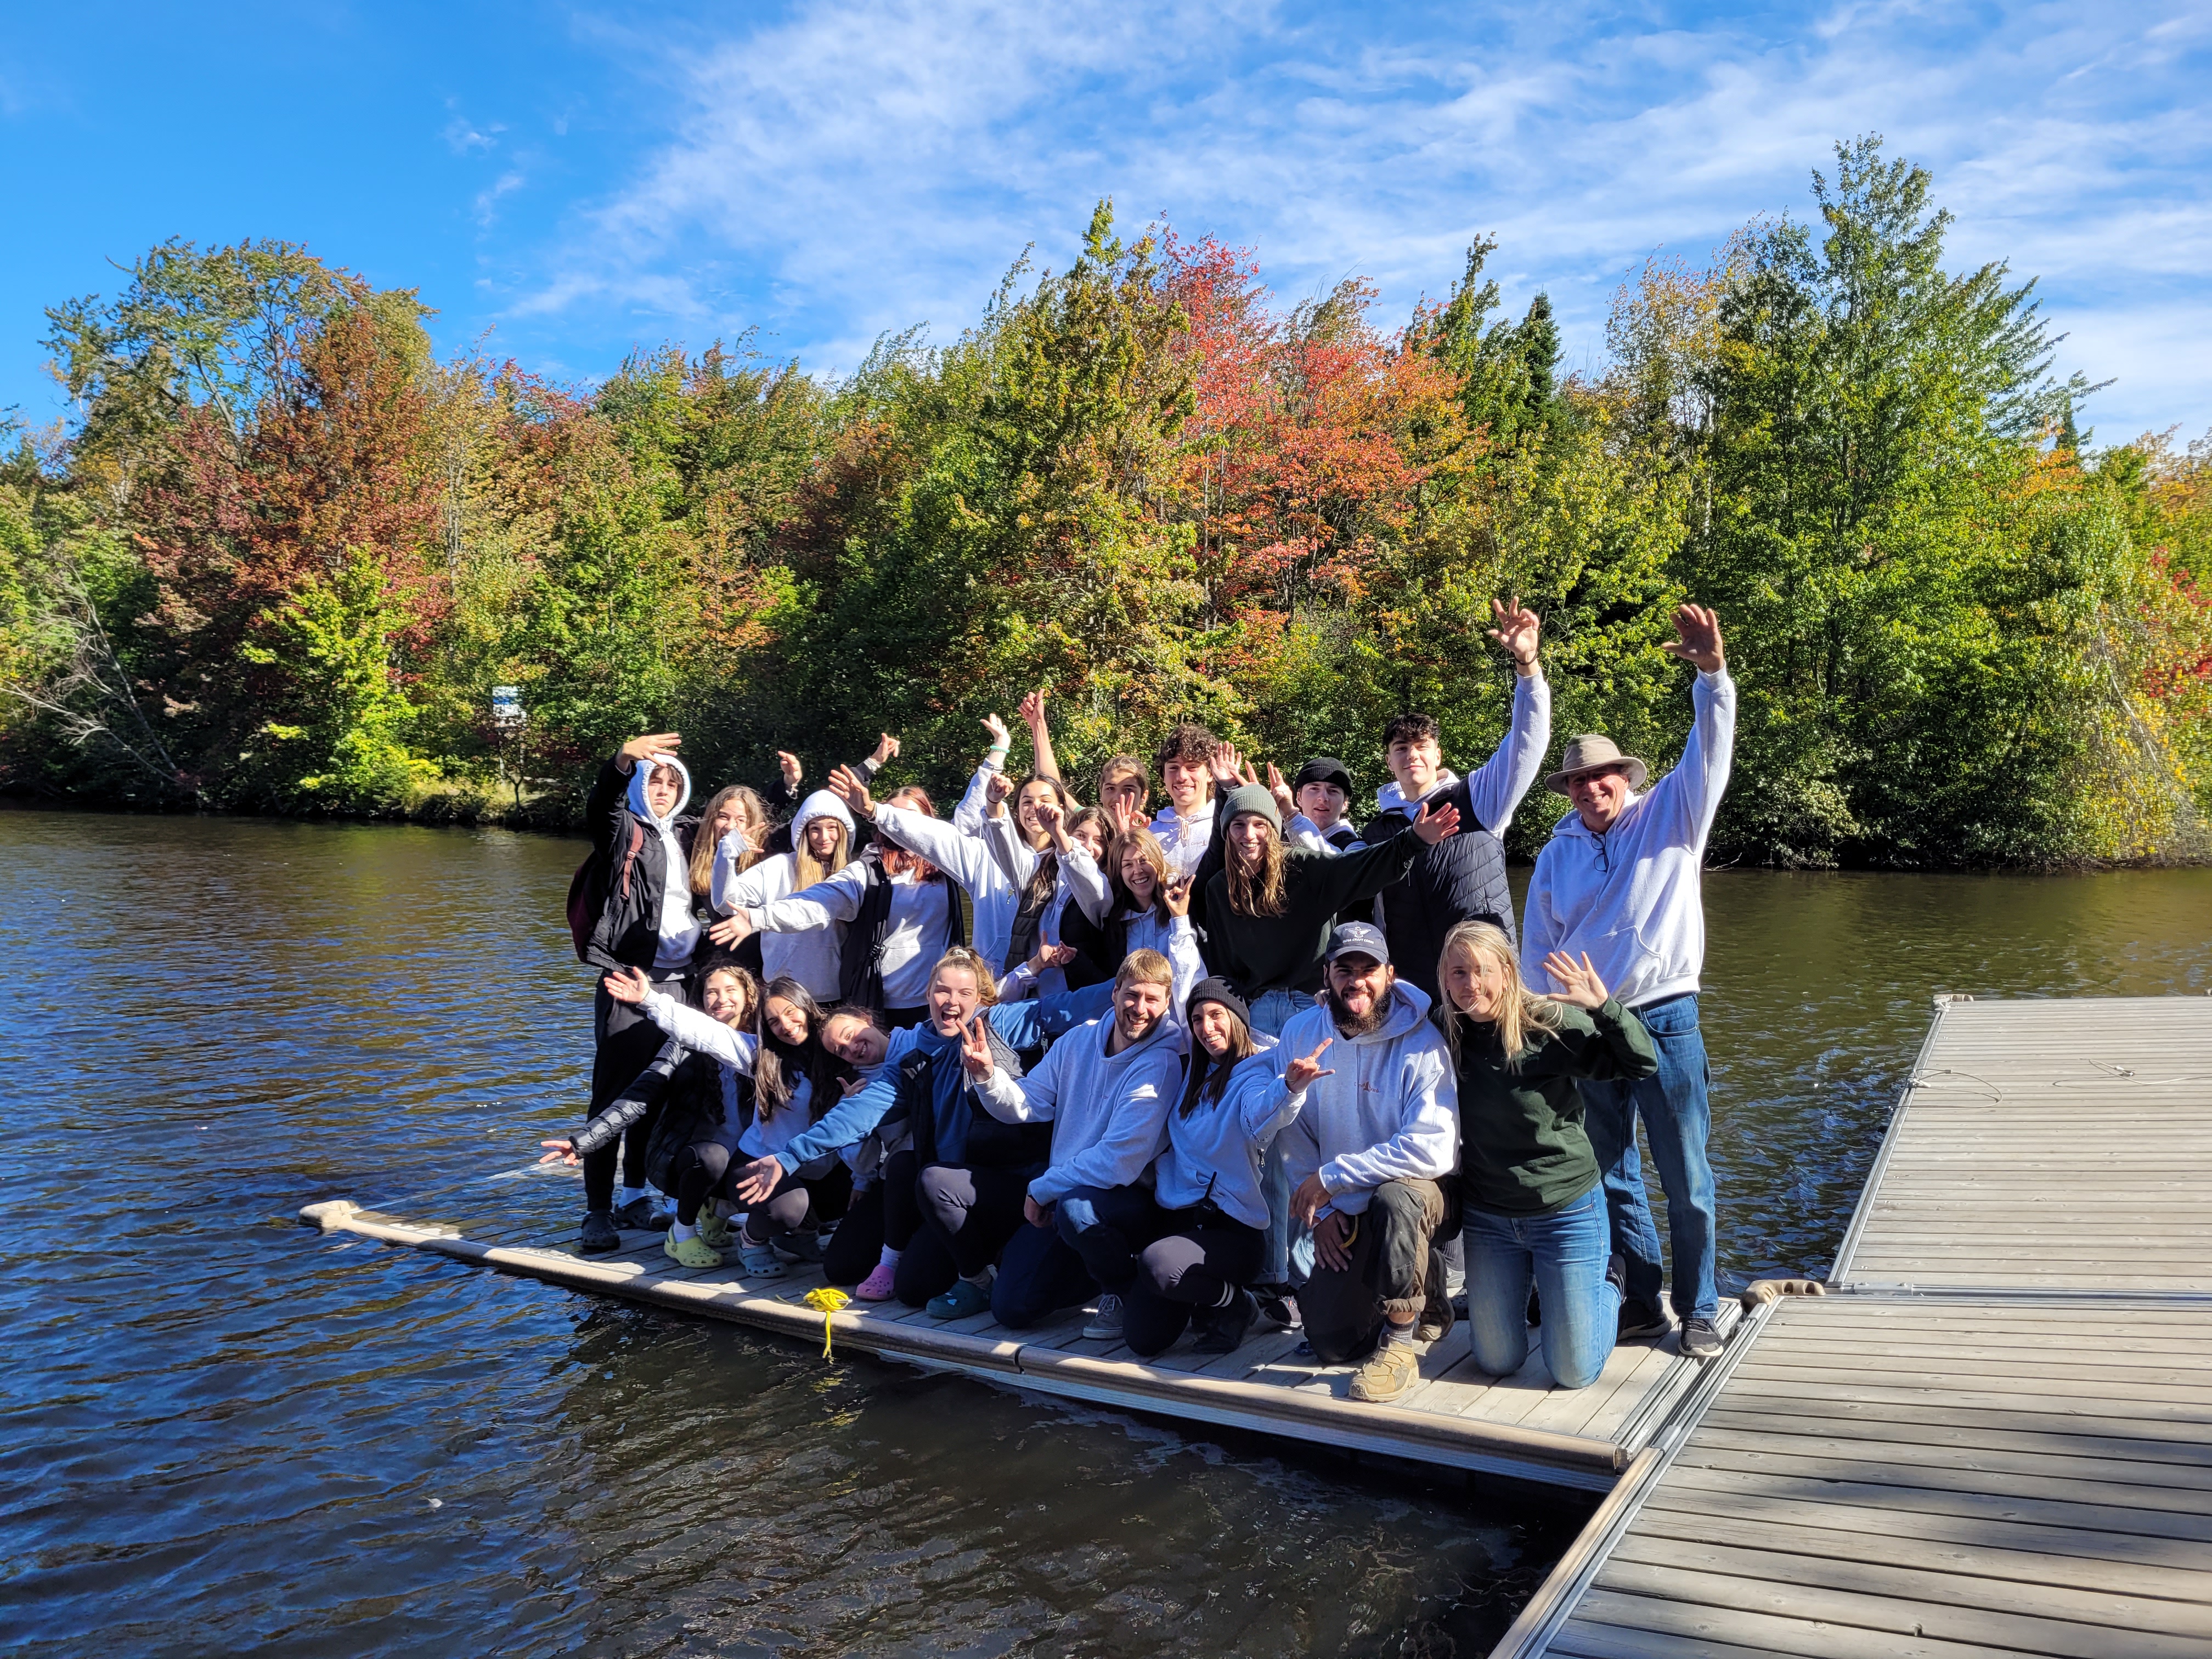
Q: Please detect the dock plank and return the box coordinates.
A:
[1496,997,2212,1659]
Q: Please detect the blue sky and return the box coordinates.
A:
[5,1,2207,445]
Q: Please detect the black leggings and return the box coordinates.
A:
[916,1162,1034,1279]
[740,1167,816,1244]
[668,1142,735,1226]
[1124,1210,1267,1358]
[583,977,690,1210]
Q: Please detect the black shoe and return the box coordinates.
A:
[1254,1288,1302,1332]
[1195,1289,1259,1356]
[612,1195,670,1232]
[1449,1291,1468,1322]
[1618,1299,1674,1340]
[579,1210,621,1254]
[1680,1317,1723,1361]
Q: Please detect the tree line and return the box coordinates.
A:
[2,136,2207,867]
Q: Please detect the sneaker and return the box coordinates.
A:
[612,1195,671,1232]
[579,1210,621,1255]
[1680,1316,1723,1361]
[1254,1290,1301,1332]
[1083,1294,1125,1340]
[853,1263,899,1302]
[664,1232,723,1269]
[738,1242,787,1279]
[1618,1300,1675,1341]
[1417,1293,1455,1346]
[1348,1339,1421,1403]
[1194,1289,1258,1356]
[695,1209,734,1249]
[926,1277,992,1321]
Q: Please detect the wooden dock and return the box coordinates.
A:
[300,1158,1738,1493]
[1493,994,2212,1658]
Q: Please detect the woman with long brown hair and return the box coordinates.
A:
[1192,758,1462,1294]
[710,791,857,1003]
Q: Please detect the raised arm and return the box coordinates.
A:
[874,800,1007,898]
[1018,688,1062,784]
[1058,840,1114,924]
[639,987,759,1074]
[713,836,783,915]
[1641,605,1736,851]
[1462,667,1551,837]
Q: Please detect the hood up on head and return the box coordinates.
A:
[625,752,693,828]
[792,788,856,838]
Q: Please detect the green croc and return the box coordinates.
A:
[926,1278,992,1321]
[663,1232,723,1269]
[696,1209,734,1249]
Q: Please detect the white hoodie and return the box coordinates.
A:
[1269,982,1458,1218]
[978,1011,1188,1205]
[712,789,854,1000]
[1521,669,1735,1009]
[1147,800,1215,880]
[627,754,701,970]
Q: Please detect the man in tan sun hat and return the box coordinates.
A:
[1522,602,1735,1362]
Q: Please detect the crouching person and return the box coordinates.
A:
[961,950,1187,1334]
[1277,923,1459,1404]
[1123,980,1286,1358]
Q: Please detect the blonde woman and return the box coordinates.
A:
[709,791,856,1002]
[1435,921,1658,1389]
[687,785,770,898]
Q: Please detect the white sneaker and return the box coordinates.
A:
[1083,1294,1125,1340]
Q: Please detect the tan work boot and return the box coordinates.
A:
[1349,1339,1421,1403]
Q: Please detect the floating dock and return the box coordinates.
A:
[302,1166,1735,1493]
[1493,994,2212,1657]
[298,994,2212,1652]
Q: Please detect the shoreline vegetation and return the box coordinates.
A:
[3,136,2208,869]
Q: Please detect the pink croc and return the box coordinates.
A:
[854,1263,898,1302]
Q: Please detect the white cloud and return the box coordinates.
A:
[510,0,2209,435]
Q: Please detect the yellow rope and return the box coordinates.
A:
[802,1286,851,1359]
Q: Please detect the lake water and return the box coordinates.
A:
[4,810,2207,1657]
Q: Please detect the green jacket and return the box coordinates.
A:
[1448,997,1658,1215]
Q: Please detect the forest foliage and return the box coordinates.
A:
[3,138,2207,867]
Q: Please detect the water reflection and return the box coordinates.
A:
[3,812,2205,1654]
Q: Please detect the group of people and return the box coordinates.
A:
[539,597,1737,1403]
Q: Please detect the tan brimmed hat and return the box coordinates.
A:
[1545,734,1649,797]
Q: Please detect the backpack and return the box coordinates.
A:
[567,821,647,962]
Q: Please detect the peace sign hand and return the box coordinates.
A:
[1266,761,1296,823]
[1161,873,1194,918]
[1285,1036,1335,1092]
[981,713,1011,752]
[539,1138,581,1167]
[959,1014,996,1084]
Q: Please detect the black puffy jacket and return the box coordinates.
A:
[1360,776,1516,1002]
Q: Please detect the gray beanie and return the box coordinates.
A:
[1223,782,1282,831]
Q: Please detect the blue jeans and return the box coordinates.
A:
[1462,1186,1619,1390]
[1578,992,1717,1322]
[1250,988,1316,1286]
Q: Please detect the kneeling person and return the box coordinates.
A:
[1277,924,1459,1403]
[962,950,1187,1333]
